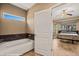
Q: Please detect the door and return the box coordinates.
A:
[34,9,52,56]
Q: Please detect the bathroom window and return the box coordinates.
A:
[2,12,25,21]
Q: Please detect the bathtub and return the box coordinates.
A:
[0,38,34,56]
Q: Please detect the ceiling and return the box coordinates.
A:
[11,3,35,11]
[52,3,79,20]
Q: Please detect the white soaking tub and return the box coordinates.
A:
[0,38,34,56]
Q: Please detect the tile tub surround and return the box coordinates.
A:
[0,33,34,42]
[53,39,79,56]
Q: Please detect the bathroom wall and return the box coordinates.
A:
[26,3,56,34]
[0,4,1,34]
[0,3,27,35]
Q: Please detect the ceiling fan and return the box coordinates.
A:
[54,8,75,19]
[62,9,74,16]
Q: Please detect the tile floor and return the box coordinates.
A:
[22,39,79,56]
[22,50,42,56]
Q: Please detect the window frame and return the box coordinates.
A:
[2,12,25,21]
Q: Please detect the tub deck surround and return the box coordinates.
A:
[26,33,35,40]
[0,39,34,56]
[0,33,34,56]
[0,33,34,42]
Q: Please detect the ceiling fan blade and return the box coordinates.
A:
[67,13,72,16]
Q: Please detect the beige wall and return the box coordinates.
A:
[0,4,27,35]
[76,20,79,31]
[27,3,56,33]
[0,3,57,35]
